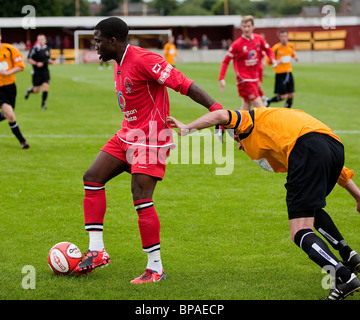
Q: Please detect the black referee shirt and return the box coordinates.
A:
[28,44,51,72]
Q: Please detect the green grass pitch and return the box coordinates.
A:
[1,60,359,300]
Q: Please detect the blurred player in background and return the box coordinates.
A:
[75,17,224,283]
[219,15,276,110]
[168,107,360,300]
[267,29,298,108]
[25,34,54,110]
[163,35,178,67]
[0,31,29,149]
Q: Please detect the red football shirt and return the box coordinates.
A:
[219,33,275,84]
[114,45,194,147]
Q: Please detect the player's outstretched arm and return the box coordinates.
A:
[167,110,228,136]
[186,82,216,109]
[344,179,360,214]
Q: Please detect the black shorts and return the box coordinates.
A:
[275,72,294,95]
[0,83,17,109]
[285,132,344,220]
[32,69,50,86]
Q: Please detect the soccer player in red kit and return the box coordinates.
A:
[74,17,223,283]
[219,15,276,110]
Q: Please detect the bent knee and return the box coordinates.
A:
[83,169,98,183]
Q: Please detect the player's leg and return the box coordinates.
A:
[289,216,348,276]
[284,73,295,108]
[287,133,360,299]
[75,150,129,275]
[41,82,49,109]
[251,96,265,108]
[25,85,40,99]
[314,208,360,274]
[267,73,286,107]
[130,173,166,283]
[241,100,251,110]
[290,215,360,300]
[284,93,293,108]
[0,84,30,149]
[239,82,263,110]
[25,71,41,100]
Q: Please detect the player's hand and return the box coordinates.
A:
[37,62,44,67]
[0,70,8,76]
[166,116,189,136]
[234,135,244,151]
[219,79,226,94]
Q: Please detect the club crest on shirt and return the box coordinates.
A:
[124,77,133,93]
[118,91,126,110]
[248,50,257,60]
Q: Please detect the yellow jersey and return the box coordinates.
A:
[0,43,25,86]
[163,43,177,66]
[272,42,296,74]
[223,107,353,187]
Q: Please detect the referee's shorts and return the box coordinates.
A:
[32,69,50,87]
[285,132,344,220]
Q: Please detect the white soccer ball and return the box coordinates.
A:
[47,242,82,275]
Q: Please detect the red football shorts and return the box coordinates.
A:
[101,134,169,180]
[237,81,259,102]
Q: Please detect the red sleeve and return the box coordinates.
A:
[260,37,275,63]
[218,46,234,81]
[138,52,194,95]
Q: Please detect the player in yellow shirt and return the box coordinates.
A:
[0,31,29,149]
[266,29,298,108]
[163,36,178,67]
[167,107,360,300]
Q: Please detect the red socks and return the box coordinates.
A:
[134,199,160,252]
[83,181,106,232]
[83,182,160,254]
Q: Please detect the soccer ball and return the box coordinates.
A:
[48,242,82,275]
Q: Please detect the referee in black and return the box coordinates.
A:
[25,34,54,110]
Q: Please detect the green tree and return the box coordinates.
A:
[100,0,120,15]
[62,0,90,16]
[171,0,211,15]
[0,0,89,17]
[148,0,178,16]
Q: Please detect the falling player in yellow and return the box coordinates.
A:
[163,36,178,67]
[167,107,360,300]
[266,29,298,108]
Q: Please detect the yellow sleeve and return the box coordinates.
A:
[290,43,296,57]
[337,166,354,187]
[222,109,241,130]
[10,45,25,70]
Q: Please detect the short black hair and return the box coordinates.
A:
[95,17,129,42]
[278,29,288,35]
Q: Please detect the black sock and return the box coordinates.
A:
[0,111,5,122]
[314,209,353,261]
[42,91,48,106]
[294,228,351,283]
[269,95,282,103]
[285,98,293,108]
[9,121,26,143]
